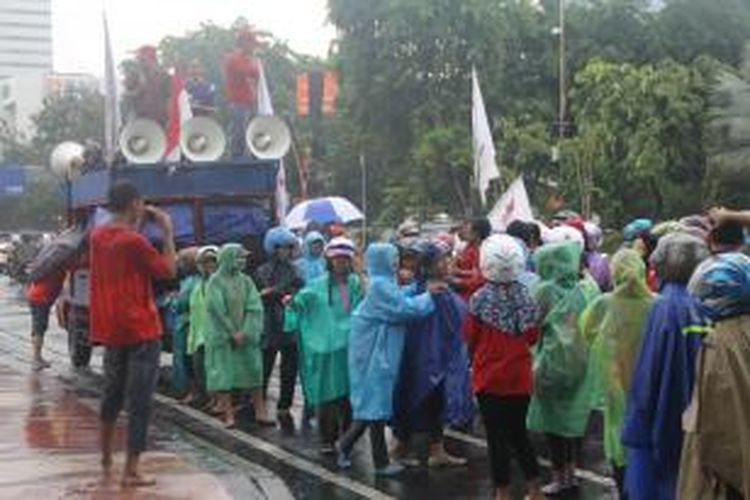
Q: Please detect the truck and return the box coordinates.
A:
[60,159,280,368]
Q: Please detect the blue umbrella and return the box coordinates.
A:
[285,196,364,229]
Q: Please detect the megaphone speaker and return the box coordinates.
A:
[180,117,226,162]
[245,115,291,160]
[50,141,85,178]
[119,118,167,164]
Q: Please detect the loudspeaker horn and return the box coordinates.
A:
[50,141,84,178]
[180,116,226,162]
[245,115,291,160]
[119,118,167,164]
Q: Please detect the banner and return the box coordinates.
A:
[488,175,534,231]
[258,62,290,223]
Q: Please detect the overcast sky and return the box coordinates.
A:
[52,0,336,76]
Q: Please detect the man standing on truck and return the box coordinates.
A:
[89,180,176,487]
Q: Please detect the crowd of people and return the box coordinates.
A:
[24,180,750,498]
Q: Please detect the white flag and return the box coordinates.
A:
[257,62,290,223]
[488,175,534,231]
[103,11,120,164]
[472,67,500,206]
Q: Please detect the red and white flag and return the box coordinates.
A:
[488,175,534,231]
[164,70,193,162]
[257,61,290,223]
[102,11,120,164]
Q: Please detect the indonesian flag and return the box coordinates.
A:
[488,175,534,231]
[165,70,192,162]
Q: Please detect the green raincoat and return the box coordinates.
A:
[582,249,654,466]
[204,244,264,392]
[527,242,601,437]
[289,272,362,406]
[188,278,208,355]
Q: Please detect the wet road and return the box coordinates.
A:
[0,278,616,499]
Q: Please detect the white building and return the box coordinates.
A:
[0,0,52,135]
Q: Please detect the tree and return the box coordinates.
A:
[560,58,714,224]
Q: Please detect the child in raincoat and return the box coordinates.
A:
[296,231,327,283]
[204,244,272,428]
[527,241,600,494]
[187,246,218,409]
[336,243,439,476]
[621,233,710,500]
[581,249,654,496]
[287,237,361,452]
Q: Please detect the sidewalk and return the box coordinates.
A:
[0,363,243,499]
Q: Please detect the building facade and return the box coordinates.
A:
[0,0,52,135]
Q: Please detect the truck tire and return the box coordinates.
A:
[67,308,92,368]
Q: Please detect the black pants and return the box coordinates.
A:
[191,347,208,404]
[318,397,352,446]
[100,340,161,455]
[477,393,540,487]
[262,343,299,410]
[338,419,389,468]
[395,387,444,444]
[612,464,627,499]
[546,433,583,471]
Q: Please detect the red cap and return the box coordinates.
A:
[564,217,586,235]
[136,45,158,63]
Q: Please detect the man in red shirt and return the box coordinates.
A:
[26,268,66,370]
[453,218,492,301]
[223,29,260,158]
[90,181,176,487]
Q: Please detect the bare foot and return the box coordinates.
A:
[121,474,156,488]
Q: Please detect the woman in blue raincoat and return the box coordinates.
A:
[392,240,474,468]
[621,233,710,500]
[336,243,439,476]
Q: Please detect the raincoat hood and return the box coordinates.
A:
[196,245,219,275]
[365,243,398,278]
[263,226,297,257]
[534,242,582,288]
[611,249,651,298]
[480,234,525,283]
[303,231,326,257]
[688,252,750,321]
[217,244,246,275]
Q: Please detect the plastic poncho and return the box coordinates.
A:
[204,244,264,392]
[171,274,199,392]
[349,243,435,421]
[296,232,327,283]
[581,249,654,466]
[527,242,600,437]
[393,282,475,438]
[621,283,708,500]
[290,272,362,406]
[187,246,218,355]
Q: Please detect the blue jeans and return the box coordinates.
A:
[229,103,255,158]
[100,340,161,454]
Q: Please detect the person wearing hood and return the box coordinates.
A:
[255,227,305,425]
[581,249,655,496]
[582,222,612,292]
[170,248,200,399]
[392,240,474,469]
[677,252,750,499]
[287,237,362,453]
[621,233,710,500]
[527,241,601,495]
[464,235,543,500]
[204,244,271,428]
[187,246,219,410]
[296,231,327,283]
[336,243,440,476]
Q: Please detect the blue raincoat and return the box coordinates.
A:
[621,283,708,500]
[296,231,327,283]
[349,244,435,421]
[393,284,475,435]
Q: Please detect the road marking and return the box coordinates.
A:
[444,429,615,487]
[154,394,395,500]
